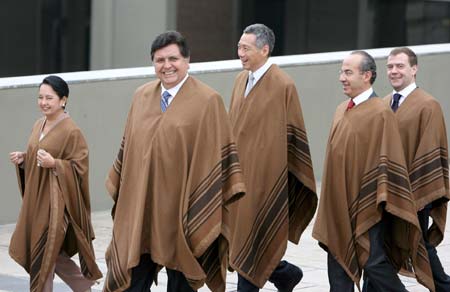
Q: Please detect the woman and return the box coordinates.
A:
[9,76,102,292]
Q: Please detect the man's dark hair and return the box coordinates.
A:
[243,24,275,56]
[151,31,190,61]
[40,75,69,98]
[389,47,418,67]
[351,50,377,84]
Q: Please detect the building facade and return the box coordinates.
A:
[1,0,449,77]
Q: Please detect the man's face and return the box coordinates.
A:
[339,54,371,98]
[387,53,417,92]
[153,44,190,89]
[237,33,269,72]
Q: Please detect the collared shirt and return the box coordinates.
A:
[160,73,189,106]
[391,82,417,108]
[249,59,273,86]
[352,87,374,107]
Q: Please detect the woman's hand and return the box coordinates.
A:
[37,149,56,168]
[10,151,25,165]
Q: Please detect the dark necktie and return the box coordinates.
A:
[347,99,355,111]
[161,91,171,112]
[391,93,402,112]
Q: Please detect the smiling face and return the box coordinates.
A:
[153,43,190,89]
[237,33,269,72]
[387,53,417,92]
[38,84,66,120]
[339,54,371,98]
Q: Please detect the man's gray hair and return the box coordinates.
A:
[243,23,275,55]
[351,50,377,85]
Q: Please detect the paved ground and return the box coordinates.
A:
[1,208,449,291]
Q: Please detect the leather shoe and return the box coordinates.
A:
[275,265,303,292]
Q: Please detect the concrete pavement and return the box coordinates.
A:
[1,208,449,291]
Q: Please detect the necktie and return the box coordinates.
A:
[347,99,355,111]
[391,93,402,112]
[161,91,171,112]
[244,73,255,97]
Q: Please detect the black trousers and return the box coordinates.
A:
[124,254,196,292]
[364,206,450,292]
[418,205,450,292]
[329,221,407,292]
[237,260,302,292]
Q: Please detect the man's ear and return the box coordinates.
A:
[261,44,270,57]
[363,71,372,83]
[411,64,418,78]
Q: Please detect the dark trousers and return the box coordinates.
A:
[329,221,407,292]
[418,205,450,292]
[237,260,303,292]
[124,254,196,292]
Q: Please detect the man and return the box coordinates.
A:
[384,47,450,292]
[228,23,318,292]
[312,51,433,291]
[103,31,245,292]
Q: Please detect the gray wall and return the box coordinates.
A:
[90,0,176,70]
[1,45,449,223]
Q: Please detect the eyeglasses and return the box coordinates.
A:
[338,70,364,77]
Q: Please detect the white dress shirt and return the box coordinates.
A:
[160,73,189,106]
[391,82,417,108]
[352,87,374,107]
[249,60,273,87]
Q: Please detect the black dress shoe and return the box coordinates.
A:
[275,265,303,292]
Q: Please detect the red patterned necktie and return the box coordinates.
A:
[347,99,355,110]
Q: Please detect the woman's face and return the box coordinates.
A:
[38,84,66,119]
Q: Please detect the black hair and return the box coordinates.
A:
[150,31,190,61]
[40,75,69,99]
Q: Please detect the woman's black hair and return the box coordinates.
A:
[40,75,69,99]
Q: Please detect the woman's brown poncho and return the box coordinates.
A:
[10,117,102,292]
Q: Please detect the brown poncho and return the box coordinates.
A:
[103,76,245,292]
[9,116,102,292]
[312,96,434,291]
[384,88,449,246]
[228,64,318,288]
